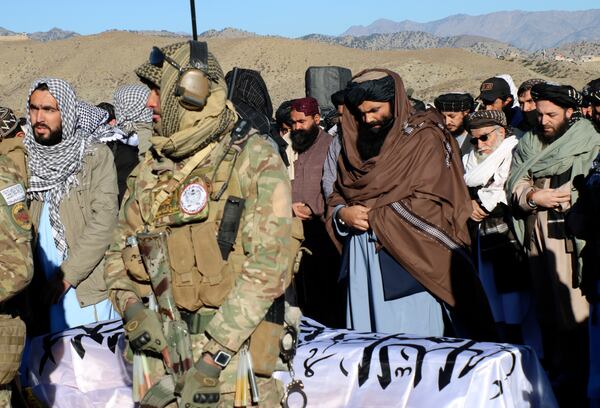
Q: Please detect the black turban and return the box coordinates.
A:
[582,78,600,106]
[530,83,583,109]
[226,68,274,135]
[331,89,347,107]
[345,75,395,107]
[434,93,474,112]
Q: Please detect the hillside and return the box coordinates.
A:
[342,10,600,51]
[301,32,523,59]
[0,31,598,116]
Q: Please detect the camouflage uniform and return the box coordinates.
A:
[0,155,33,406]
[105,42,295,406]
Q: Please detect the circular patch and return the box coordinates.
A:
[179,183,208,215]
[12,202,31,230]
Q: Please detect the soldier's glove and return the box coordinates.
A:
[123,302,168,355]
[177,357,221,407]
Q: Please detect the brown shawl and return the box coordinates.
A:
[327,69,479,308]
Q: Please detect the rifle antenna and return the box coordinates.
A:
[190,0,198,40]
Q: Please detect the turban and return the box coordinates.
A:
[291,97,319,117]
[582,78,600,106]
[0,106,19,138]
[465,110,507,131]
[517,78,545,96]
[330,89,347,107]
[530,83,582,109]
[345,74,395,107]
[434,93,474,112]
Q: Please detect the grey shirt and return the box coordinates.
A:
[322,129,342,200]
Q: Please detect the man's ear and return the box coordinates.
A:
[503,96,513,108]
[565,107,574,119]
[314,113,321,125]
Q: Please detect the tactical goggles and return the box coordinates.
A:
[469,126,500,145]
[149,47,184,74]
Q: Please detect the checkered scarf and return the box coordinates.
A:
[23,78,113,260]
[113,84,152,135]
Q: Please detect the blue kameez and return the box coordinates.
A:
[334,206,444,335]
[36,200,117,333]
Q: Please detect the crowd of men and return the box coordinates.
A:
[0,39,600,407]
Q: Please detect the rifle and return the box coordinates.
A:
[136,229,194,406]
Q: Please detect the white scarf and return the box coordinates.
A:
[463,135,518,211]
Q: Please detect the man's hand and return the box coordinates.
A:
[123,302,168,356]
[177,355,221,407]
[470,200,488,222]
[339,205,370,231]
[45,272,71,305]
[292,202,313,220]
[531,188,571,209]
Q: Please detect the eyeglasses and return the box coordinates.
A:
[469,127,499,145]
[149,47,184,74]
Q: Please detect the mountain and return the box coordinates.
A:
[533,41,600,60]
[198,27,258,39]
[301,31,524,59]
[342,10,600,51]
[28,28,79,41]
[0,27,18,36]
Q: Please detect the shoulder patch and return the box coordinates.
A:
[11,202,31,230]
[0,183,25,206]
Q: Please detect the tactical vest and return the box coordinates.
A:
[0,316,25,385]
[124,132,303,305]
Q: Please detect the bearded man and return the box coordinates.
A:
[434,92,475,156]
[462,110,541,352]
[508,82,600,403]
[288,97,342,327]
[327,69,495,340]
[25,78,118,334]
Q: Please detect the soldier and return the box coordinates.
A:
[104,41,298,407]
[0,154,33,405]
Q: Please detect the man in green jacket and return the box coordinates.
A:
[24,78,119,334]
[507,82,600,404]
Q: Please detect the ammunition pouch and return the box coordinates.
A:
[167,222,241,311]
[121,244,152,298]
[181,309,217,335]
[0,315,25,385]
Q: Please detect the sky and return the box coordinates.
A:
[2,0,598,38]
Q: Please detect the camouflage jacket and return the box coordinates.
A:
[0,155,33,303]
[105,133,293,352]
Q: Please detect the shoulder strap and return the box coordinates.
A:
[210,119,253,201]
